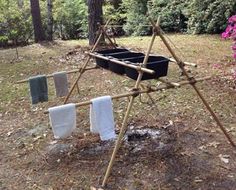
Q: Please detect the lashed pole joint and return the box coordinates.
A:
[188,77,197,85]
[131,88,140,98]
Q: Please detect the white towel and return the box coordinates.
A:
[49,103,76,139]
[90,96,116,141]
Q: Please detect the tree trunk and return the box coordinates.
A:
[111,0,121,9]
[88,0,104,45]
[46,0,53,41]
[30,0,46,42]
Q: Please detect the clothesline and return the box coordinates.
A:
[15,54,196,85]
[16,66,98,84]
[44,76,211,114]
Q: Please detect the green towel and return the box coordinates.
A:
[29,75,48,104]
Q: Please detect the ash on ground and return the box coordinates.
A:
[123,124,178,154]
[45,123,179,160]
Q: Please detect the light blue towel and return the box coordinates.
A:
[29,75,48,104]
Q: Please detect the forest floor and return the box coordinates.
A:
[0,35,236,190]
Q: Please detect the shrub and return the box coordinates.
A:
[148,0,188,32]
[222,15,236,81]
[53,0,88,39]
[0,35,8,47]
[0,0,32,46]
[188,0,236,34]
[122,0,151,36]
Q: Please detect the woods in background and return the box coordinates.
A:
[0,0,236,46]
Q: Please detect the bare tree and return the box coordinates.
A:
[88,0,104,45]
[30,0,46,42]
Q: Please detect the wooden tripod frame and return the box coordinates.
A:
[60,18,235,187]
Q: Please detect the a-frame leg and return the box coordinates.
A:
[102,22,158,187]
[100,26,117,48]
[63,20,111,104]
[149,19,235,148]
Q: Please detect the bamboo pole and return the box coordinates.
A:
[100,26,117,48]
[102,19,160,187]
[169,58,197,67]
[63,20,111,104]
[87,52,155,74]
[47,76,209,111]
[149,18,236,148]
[15,66,98,84]
[44,76,212,114]
[76,82,80,94]
[140,83,155,104]
[157,78,180,87]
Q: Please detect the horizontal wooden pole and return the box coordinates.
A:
[44,76,211,114]
[157,78,181,87]
[16,66,98,84]
[144,54,197,68]
[169,58,197,67]
[87,52,155,75]
[101,24,152,28]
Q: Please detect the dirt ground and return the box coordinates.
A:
[0,35,236,190]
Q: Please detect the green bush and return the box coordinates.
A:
[53,0,88,39]
[122,0,151,36]
[148,0,188,32]
[122,0,236,35]
[0,0,32,45]
[103,2,126,36]
[0,35,8,47]
[187,0,236,34]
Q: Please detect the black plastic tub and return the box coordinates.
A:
[107,52,145,75]
[94,48,129,68]
[125,56,170,80]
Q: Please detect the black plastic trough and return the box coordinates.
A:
[107,52,145,75]
[125,56,169,80]
[94,48,129,68]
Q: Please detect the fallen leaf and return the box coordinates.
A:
[7,131,13,137]
[219,154,230,164]
[208,141,220,148]
[194,179,203,183]
[33,136,42,142]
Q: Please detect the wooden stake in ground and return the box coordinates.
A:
[149,18,235,148]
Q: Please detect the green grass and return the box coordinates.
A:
[0,35,236,189]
